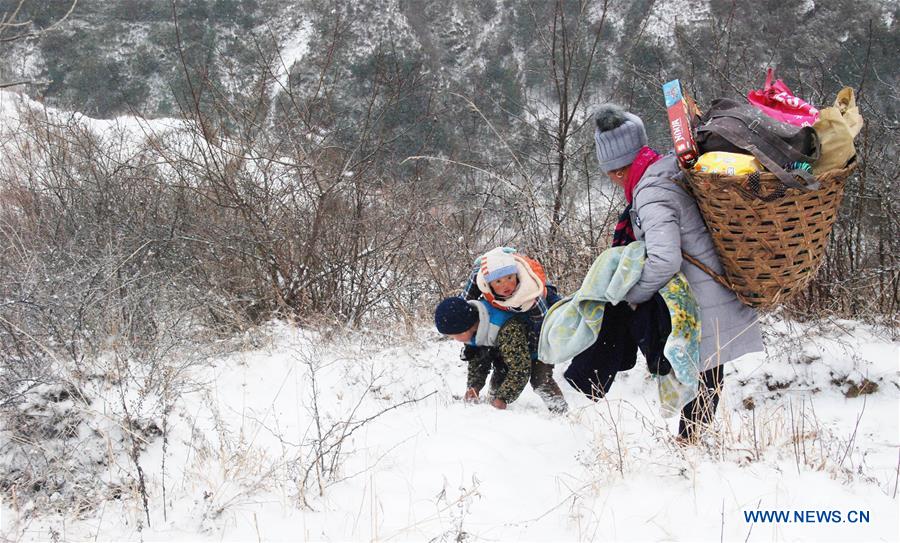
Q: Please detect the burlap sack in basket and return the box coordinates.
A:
[681,162,856,308]
[813,87,863,173]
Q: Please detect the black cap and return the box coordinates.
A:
[434,297,478,334]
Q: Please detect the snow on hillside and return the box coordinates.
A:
[269,17,313,95]
[0,91,304,192]
[643,0,712,44]
[0,91,191,181]
[2,318,897,542]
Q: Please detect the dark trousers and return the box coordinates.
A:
[563,301,724,438]
[563,303,638,399]
[677,365,725,440]
[487,356,568,413]
[563,299,671,398]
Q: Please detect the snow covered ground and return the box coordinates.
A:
[1,318,898,542]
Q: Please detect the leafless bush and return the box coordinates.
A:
[0,26,460,518]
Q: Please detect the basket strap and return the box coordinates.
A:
[672,170,690,191]
[703,110,819,164]
[681,251,736,292]
[672,172,739,293]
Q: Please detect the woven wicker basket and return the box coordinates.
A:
[681,162,856,308]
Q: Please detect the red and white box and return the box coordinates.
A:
[663,79,700,168]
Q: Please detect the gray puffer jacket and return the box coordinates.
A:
[624,154,764,371]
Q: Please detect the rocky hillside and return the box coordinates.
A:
[2,0,894,121]
[0,0,897,318]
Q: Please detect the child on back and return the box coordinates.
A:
[462,247,561,344]
[434,296,566,412]
[439,247,566,412]
[474,247,551,313]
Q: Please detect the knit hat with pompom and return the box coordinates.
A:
[592,104,648,172]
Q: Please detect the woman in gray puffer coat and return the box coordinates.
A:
[583,103,764,440]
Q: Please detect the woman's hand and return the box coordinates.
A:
[490,398,507,410]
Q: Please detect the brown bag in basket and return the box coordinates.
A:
[812,87,863,173]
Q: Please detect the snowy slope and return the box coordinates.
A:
[2,318,897,542]
[0,90,191,181]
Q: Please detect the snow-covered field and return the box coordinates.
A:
[2,318,897,542]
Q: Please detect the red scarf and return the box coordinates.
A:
[612,147,661,247]
[623,146,662,204]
